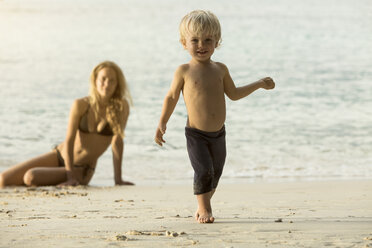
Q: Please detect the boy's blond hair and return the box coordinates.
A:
[179,10,222,47]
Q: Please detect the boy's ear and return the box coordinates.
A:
[180,38,187,48]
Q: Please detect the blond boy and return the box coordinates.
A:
[155,10,275,223]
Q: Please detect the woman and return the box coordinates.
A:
[0,61,134,187]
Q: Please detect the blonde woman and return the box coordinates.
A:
[0,61,134,187]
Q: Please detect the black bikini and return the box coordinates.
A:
[53,103,112,176]
[78,104,114,136]
[54,147,94,177]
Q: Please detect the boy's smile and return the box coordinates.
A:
[183,34,217,62]
[197,50,208,56]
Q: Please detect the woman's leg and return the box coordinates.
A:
[23,167,67,186]
[0,151,61,187]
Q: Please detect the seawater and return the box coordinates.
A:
[0,0,371,186]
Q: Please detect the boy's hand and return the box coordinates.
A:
[155,124,166,146]
[260,77,275,90]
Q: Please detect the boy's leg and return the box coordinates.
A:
[196,191,215,223]
[195,126,225,223]
[185,127,216,223]
[210,128,226,197]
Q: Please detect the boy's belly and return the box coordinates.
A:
[186,104,226,132]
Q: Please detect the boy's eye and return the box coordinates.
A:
[191,39,198,43]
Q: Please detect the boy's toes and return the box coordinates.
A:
[198,216,207,223]
[197,213,214,223]
[195,211,199,221]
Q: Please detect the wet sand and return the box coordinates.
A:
[1,180,371,247]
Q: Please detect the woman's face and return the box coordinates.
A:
[95,67,118,99]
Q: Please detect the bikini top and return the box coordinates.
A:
[79,104,114,136]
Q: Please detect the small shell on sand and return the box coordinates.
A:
[165,231,186,237]
[124,230,185,237]
[166,231,178,237]
[114,235,128,241]
[126,230,143,235]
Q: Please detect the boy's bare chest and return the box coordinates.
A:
[184,70,223,92]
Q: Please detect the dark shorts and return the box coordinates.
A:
[185,125,226,195]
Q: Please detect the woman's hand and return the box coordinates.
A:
[115,179,135,186]
[58,178,80,187]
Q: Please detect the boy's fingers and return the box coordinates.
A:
[154,136,166,146]
[155,138,163,146]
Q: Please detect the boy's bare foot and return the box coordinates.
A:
[195,208,215,223]
[195,210,199,221]
[195,191,215,223]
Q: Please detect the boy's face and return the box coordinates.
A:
[182,34,217,62]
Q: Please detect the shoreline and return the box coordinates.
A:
[1,180,371,247]
[89,176,372,187]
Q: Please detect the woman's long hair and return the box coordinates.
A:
[89,61,132,138]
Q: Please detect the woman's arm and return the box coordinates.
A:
[112,99,133,185]
[59,99,85,186]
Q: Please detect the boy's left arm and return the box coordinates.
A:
[222,64,275,100]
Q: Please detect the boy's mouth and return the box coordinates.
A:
[197,50,208,55]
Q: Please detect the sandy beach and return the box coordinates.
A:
[0,180,371,248]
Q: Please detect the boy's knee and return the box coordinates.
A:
[23,170,37,186]
[197,169,213,182]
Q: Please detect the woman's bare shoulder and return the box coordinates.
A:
[120,98,130,114]
[71,97,90,113]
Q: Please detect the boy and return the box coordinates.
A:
[154,10,275,223]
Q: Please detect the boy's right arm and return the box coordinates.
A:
[155,66,185,146]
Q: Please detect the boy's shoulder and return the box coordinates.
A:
[173,63,190,77]
[214,61,228,71]
[177,61,228,70]
[177,63,190,71]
